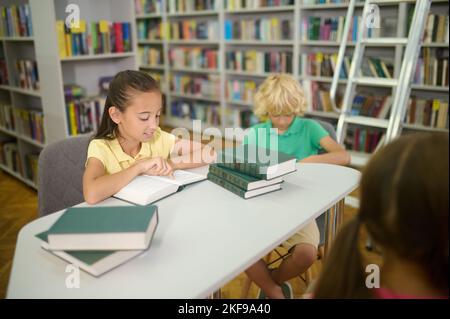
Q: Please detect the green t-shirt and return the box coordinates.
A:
[243,117,329,161]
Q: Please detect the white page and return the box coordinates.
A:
[144,170,206,186]
[114,176,178,205]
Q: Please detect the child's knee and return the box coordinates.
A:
[292,244,317,267]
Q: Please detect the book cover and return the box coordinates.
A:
[36,231,145,277]
[47,205,159,251]
[207,172,282,199]
[217,145,296,180]
[208,164,284,191]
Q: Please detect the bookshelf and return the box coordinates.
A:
[0,0,138,188]
[134,0,448,167]
[0,0,42,189]
[301,0,449,167]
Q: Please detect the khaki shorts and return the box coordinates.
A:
[281,220,320,252]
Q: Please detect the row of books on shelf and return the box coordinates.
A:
[226,79,257,104]
[170,100,221,126]
[137,20,164,40]
[406,97,448,130]
[64,84,106,136]
[361,58,394,79]
[0,139,39,184]
[0,4,33,38]
[344,128,384,154]
[56,21,133,58]
[66,97,105,136]
[139,46,164,66]
[225,18,291,41]
[135,0,163,15]
[168,0,218,13]
[350,94,392,119]
[138,20,220,41]
[170,20,219,41]
[0,141,23,175]
[0,59,7,84]
[422,13,449,44]
[225,0,294,9]
[0,103,45,144]
[301,16,359,42]
[414,48,449,87]
[170,47,218,70]
[170,74,220,99]
[226,51,293,74]
[301,52,350,79]
[13,59,39,91]
[170,100,261,128]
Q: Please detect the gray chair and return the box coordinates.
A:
[38,135,92,217]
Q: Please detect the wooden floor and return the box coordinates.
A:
[0,170,39,299]
[0,169,381,299]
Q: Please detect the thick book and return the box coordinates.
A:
[36,231,144,277]
[46,205,159,251]
[207,172,282,199]
[217,145,297,180]
[114,170,207,206]
[208,164,284,191]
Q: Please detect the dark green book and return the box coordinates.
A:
[209,164,284,191]
[217,145,297,180]
[207,172,282,199]
[36,231,144,277]
[46,205,158,251]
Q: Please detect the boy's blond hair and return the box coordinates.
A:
[253,74,307,120]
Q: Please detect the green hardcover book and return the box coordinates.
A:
[46,205,158,251]
[217,145,297,180]
[36,231,145,277]
[208,164,284,191]
[207,172,282,199]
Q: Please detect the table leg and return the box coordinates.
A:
[324,198,345,259]
[323,207,334,259]
[209,289,221,299]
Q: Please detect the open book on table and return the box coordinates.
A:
[113,169,207,206]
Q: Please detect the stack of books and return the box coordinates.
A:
[208,145,297,199]
[35,205,159,277]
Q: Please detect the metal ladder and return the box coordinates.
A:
[330,0,432,151]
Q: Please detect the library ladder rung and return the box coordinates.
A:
[345,116,390,129]
[361,37,408,45]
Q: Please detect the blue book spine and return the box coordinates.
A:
[24,4,33,36]
[224,20,232,40]
[122,23,131,52]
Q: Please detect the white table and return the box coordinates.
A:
[7,163,360,298]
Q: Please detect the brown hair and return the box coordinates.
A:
[314,133,449,298]
[93,70,160,140]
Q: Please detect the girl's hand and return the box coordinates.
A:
[141,157,174,177]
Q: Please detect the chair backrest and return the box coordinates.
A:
[38,135,92,217]
[315,119,337,141]
[312,119,338,246]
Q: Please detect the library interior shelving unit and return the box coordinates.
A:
[1,0,138,188]
[1,0,448,189]
[136,0,448,167]
[0,0,43,189]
